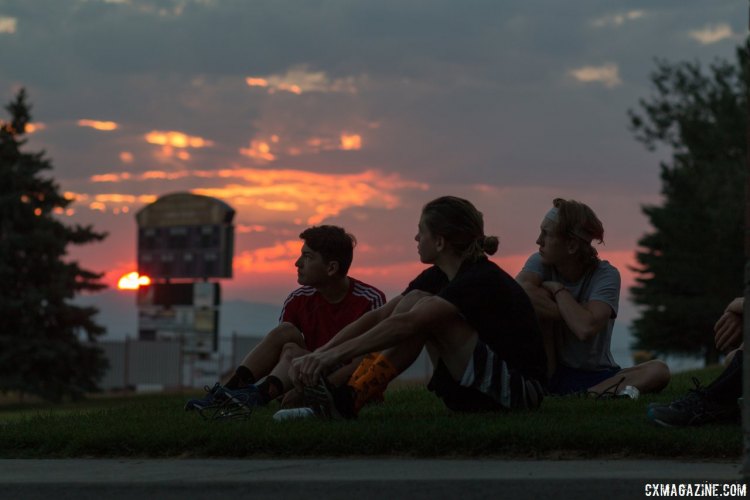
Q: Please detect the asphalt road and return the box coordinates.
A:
[0,458,745,500]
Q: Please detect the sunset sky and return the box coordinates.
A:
[0,0,745,338]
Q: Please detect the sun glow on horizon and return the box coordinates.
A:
[117,272,151,290]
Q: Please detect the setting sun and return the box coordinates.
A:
[117,272,152,290]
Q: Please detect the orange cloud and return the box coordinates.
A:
[141,170,191,180]
[145,130,213,149]
[245,77,269,88]
[120,151,134,163]
[236,224,268,234]
[71,192,158,213]
[80,167,426,222]
[259,132,364,157]
[191,168,428,224]
[78,119,119,131]
[275,83,302,95]
[245,67,359,96]
[234,240,300,274]
[239,140,276,162]
[91,173,131,183]
[340,133,362,151]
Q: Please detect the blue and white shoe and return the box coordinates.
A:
[211,385,265,420]
[185,383,226,413]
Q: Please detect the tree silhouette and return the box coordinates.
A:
[628,41,748,365]
[0,89,109,401]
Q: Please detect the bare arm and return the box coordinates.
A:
[292,295,455,388]
[516,270,561,321]
[541,281,613,341]
[316,295,403,352]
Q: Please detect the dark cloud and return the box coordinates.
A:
[0,0,744,275]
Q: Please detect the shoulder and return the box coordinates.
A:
[448,257,509,290]
[594,260,621,283]
[520,252,545,275]
[282,286,317,307]
[459,256,504,279]
[404,266,447,294]
[349,278,387,305]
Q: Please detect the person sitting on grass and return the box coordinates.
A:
[648,297,744,426]
[184,225,386,418]
[516,198,670,398]
[288,196,547,418]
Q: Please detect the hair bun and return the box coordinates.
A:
[482,235,499,255]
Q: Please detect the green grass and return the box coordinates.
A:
[0,366,740,459]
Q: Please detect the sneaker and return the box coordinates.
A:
[185,383,226,412]
[211,385,265,420]
[647,378,740,427]
[587,377,639,400]
[272,407,315,422]
[302,379,356,419]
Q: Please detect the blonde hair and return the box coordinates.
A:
[551,198,604,264]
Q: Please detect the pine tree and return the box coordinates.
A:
[628,41,748,365]
[0,89,109,401]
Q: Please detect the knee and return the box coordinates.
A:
[268,322,304,347]
[646,359,671,390]
[395,290,433,313]
[725,348,742,366]
[280,342,307,362]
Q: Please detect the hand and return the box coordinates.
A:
[714,311,743,353]
[290,350,336,390]
[541,281,565,296]
[725,297,744,315]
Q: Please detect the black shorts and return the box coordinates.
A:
[427,340,543,413]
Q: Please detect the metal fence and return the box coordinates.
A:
[94,335,432,391]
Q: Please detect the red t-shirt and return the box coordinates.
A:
[279,278,386,351]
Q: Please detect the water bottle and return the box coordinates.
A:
[617,385,640,400]
[272,407,315,421]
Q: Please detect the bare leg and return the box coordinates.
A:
[588,359,671,395]
[335,289,432,384]
[268,342,310,394]
[725,345,743,366]
[415,296,478,380]
[237,322,304,380]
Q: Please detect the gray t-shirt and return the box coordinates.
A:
[521,252,621,371]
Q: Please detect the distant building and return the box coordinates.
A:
[136,192,235,279]
[134,192,235,359]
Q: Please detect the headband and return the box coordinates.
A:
[544,207,558,222]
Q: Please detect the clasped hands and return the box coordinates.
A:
[541,281,565,297]
[289,349,338,391]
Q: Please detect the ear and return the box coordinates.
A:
[435,234,446,253]
[326,260,340,277]
[566,238,580,255]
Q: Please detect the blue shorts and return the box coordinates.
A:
[548,365,621,395]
